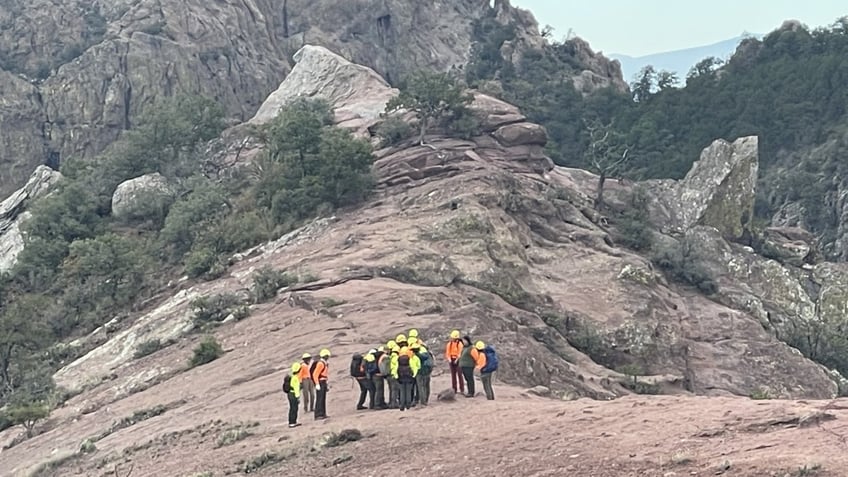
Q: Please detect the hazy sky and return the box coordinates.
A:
[512,0,847,57]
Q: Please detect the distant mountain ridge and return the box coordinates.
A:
[611,34,763,83]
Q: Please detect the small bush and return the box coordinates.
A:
[216,422,258,447]
[750,388,771,400]
[251,266,297,303]
[320,298,346,308]
[184,246,222,279]
[133,338,164,359]
[189,336,224,368]
[651,242,718,295]
[375,117,413,147]
[239,451,286,473]
[323,428,363,448]
[191,293,249,327]
[79,438,97,454]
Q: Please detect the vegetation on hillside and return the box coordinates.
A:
[0,95,374,430]
[467,15,848,240]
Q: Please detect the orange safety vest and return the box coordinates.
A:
[445,340,463,361]
[312,360,329,383]
[298,362,311,381]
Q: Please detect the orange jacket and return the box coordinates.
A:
[445,339,463,361]
[312,359,329,383]
[297,362,311,381]
[471,348,486,370]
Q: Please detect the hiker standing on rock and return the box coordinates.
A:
[445,330,465,394]
[283,362,302,428]
[477,341,498,400]
[299,353,315,413]
[352,350,376,410]
[373,346,389,409]
[458,336,479,397]
[388,345,402,408]
[413,342,433,406]
[395,346,418,411]
[312,349,331,420]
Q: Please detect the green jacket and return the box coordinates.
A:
[289,374,301,399]
[458,345,475,368]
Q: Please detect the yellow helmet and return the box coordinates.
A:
[301,352,312,360]
[450,330,460,339]
[319,348,331,358]
[364,353,376,362]
[400,346,409,354]
[408,337,418,346]
[391,346,400,353]
[419,345,428,353]
[396,334,406,343]
[291,362,302,373]
[387,340,397,350]
[410,342,421,350]
[475,341,485,350]
[409,329,419,338]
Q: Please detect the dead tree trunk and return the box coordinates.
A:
[594,170,607,209]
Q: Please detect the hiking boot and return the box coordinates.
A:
[356,406,367,410]
[288,423,301,428]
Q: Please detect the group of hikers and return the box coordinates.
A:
[282,329,499,428]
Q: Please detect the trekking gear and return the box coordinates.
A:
[410,342,421,350]
[283,374,293,394]
[350,353,365,378]
[302,352,312,359]
[396,334,406,343]
[475,340,485,350]
[320,348,331,358]
[309,360,319,377]
[291,362,302,373]
[397,354,413,380]
[408,337,418,347]
[387,340,396,350]
[482,345,499,373]
[418,349,434,376]
[450,330,460,339]
[409,329,419,338]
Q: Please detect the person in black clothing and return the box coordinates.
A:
[396,352,415,411]
[457,336,476,397]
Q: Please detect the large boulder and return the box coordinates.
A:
[111,173,175,219]
[646,136,759,240]
[761,226,819,267]
[249,45,399,135]
[0,166,63,272]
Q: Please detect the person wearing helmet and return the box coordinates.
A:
[415,343,434,406]
[394,344,419,411]
[284,362,302,428]
[457,336,477,397]
[373,347,389,409]
[298,353,315,413]
[357,350,378,410]
[312,349,331,419]
[409,329,419,340]
[396,334,408,349]
[445,330,465,394]
[388,346,401,408]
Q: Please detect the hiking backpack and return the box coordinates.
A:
[418,350,434,376]
[481,345,499,373]
[350,353,365,378]
[397,355,413,380]
[309,360,318,378]
[282,374,292,394]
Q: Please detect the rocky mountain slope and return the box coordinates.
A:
[2,42,848,476]
[0,0,625,199]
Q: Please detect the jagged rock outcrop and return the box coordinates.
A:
[761,226,819,267]
[646,136,758,240]
[111,173,175,219]
[249,45,399,135]
[0,165,62,272]
[567,37,629,94]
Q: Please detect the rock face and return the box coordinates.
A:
[646,136,758,240]
[249,45,399,134]
[760,226,818,267]
[111,173,175,219]
[0,166,63,272]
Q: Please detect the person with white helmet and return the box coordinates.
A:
[312,348,332,420]
[298,352,314,413]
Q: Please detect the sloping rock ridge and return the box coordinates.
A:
[0,0,626,199]
[0,165,62,272]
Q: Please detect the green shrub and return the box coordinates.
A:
[651,242,717,295]
[250,266,297,303]
[189,336,224,368]
[184,246,221,279]
[375,117,413,147]
[191,293,249,327]
[133,339,164,359]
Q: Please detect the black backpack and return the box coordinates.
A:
[397,355,413,379]
[282,374,292,394]
[309,360,318,378]
[350,353,365,378]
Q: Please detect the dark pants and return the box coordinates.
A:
[372,375,386,407]
[481,372,495,400]
[301,379,315,412]
[399,380,414,410]
[287,393,299,425]
[314,380,328,418]
[357,379,375,408]
[450,362,465,393]
[461,367,475,396]
[412,379,418,405]
[387,377,400,408]
[416,373,431,405]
